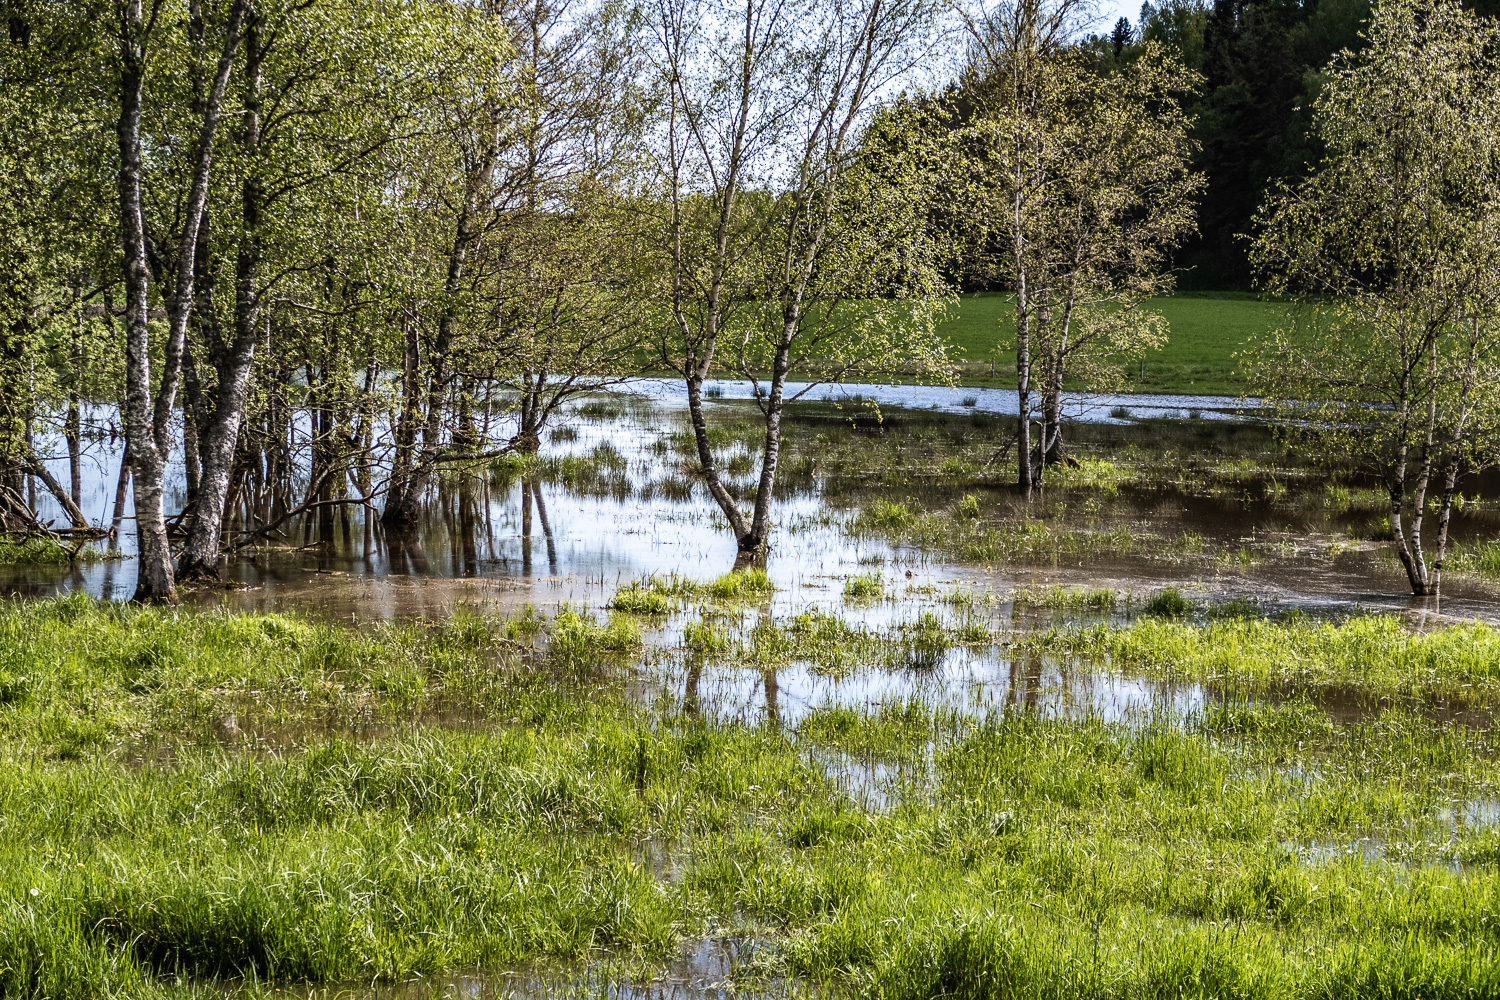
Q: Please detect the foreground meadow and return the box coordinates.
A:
[6,585,1500,999]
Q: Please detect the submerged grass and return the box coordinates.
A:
[1446,538,1500,579]
[610,571,774,614]
[1011,585,1118,611]
[1020,613,1500,707]
[12,597,1500,998]
[0,537,82,564]
[854,499,1142,564]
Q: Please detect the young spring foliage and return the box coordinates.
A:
[951,0,1201,490]
[1251,0,1500,596]
[642,0,955,566]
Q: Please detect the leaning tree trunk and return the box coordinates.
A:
[736,318,796,570]
[178,12,263,581]
[1012,179,1035,501]
[685,366,752,558]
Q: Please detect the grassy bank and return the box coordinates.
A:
[642,291,1279,395]
[1018,612,1500,708]
[936,291,1285,396]
[9,596,1500,997]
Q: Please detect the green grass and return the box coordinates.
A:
[1010,585,1118,611]
[853,498,1144,564]
[936,291,1288,396]
[1445,538,1500,579]
[0,537,79,564]
[638,291,1281,395]
[14,596,1500,998]
[843,571,886,600]
[1019,613,1500,708]
[491,443,631,495]
[607,571,774,617]
[1142,586,1195,618]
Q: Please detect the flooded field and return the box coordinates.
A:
[8,387,1500,999]
[12,385,1500,621]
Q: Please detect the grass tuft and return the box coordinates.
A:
[843,572,885,600]
[706,568,774,601]
[1143,587,1193,618]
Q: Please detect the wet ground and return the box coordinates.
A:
[275,938,772,1000]
[15,386,1500,1000]
[11,384,1500,622]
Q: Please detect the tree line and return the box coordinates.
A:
[2,0,1498,599]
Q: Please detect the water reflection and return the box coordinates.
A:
[9,390,1500,624]
[666,642,1208,733]
[285,938,777,1000]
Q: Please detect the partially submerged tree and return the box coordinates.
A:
[381,0,644,529]
[953,0,1200,492]
[1251,0,1500,597]
[174,0,463,577]
[114,0,251,601]
[1,5,115,536]
[1018,47,1199,468]
[645,0,953,569]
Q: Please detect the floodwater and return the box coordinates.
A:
[260,938,777,1000]
[17,384,1500,999]
[14,384,1500,747]
[619,376,1261,422]
[10,382,1500,623]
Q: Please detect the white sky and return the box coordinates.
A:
[1093,0,1143,31]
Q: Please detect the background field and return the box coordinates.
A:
[934,291,1288,397]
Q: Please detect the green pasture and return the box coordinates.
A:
[935,291,1287,397]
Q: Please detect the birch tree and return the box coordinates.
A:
[1251,0,1500,597]
[174,0,465,573]
[645,0,954,569]
[955,0,1199,493]
[114,0,249,601]
[1012,47,1199,469]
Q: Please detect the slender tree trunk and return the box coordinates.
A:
[183,405,201,502]
[23,457,87,529]
[1430,460,1461,598]
[1041,381,1065,466]
[1398,356,1441,595]
[1014,215,1034,499]
[109,453,130,539]
[0,256,37,530]
[67,303,84,510]
[115,5,176,601]
[383,314,423,526]
[1039,298,1076,469]
[685,369,750,543]
[179,8,263,581]
[738,320,795,570]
